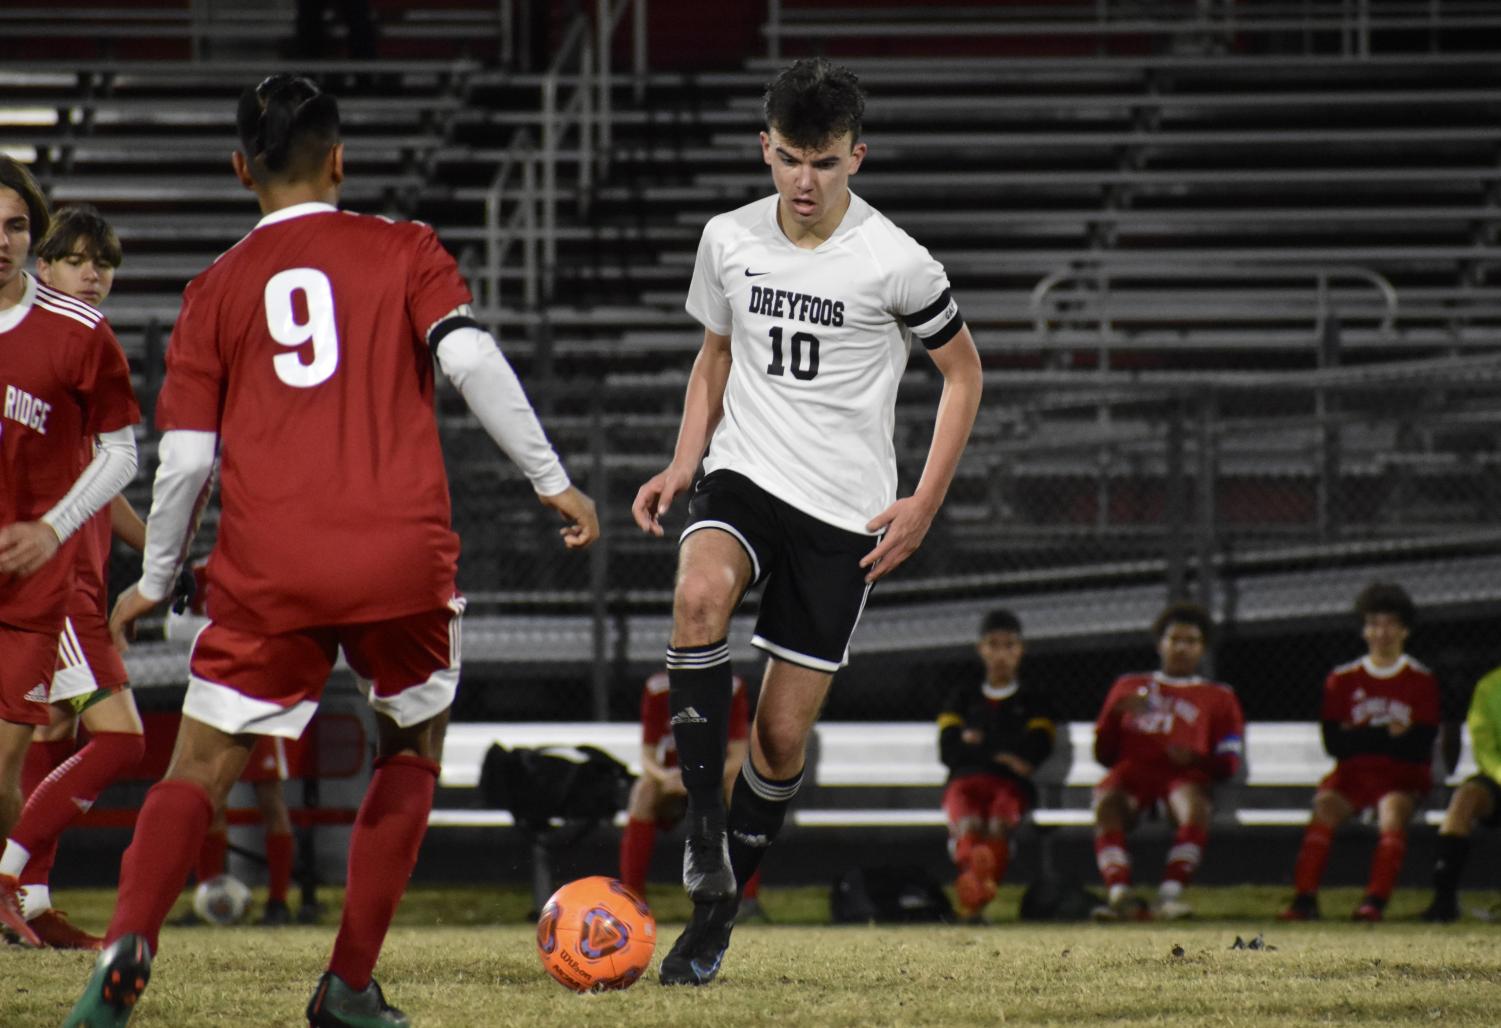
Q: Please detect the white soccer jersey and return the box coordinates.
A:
[685,192,963,534]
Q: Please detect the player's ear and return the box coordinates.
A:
[231,150,256,190]
[848,140,868,175]
[34,257,50,284]
[760,131,774,167]
[327,142,345,186]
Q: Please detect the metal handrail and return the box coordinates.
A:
[481,0,646,319]
[765,0,1492,60]
[1029,263,1399,347]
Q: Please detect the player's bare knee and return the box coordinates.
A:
[671,574,735,644]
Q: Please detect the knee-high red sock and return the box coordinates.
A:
[14,732,143,887]
[1094,830,1132,891]
[1366,830,1407,901]
[1293,821,1335,895]
[981,837,1010,886]
[619,817,656,894]
[12,732,144,853]
[197,827,228,882]
[106,779,214,952]
[1163,824,1208,888]
[953,832,981,872]
[328,754,438,991]
[743,867,763,901]
[21,738,75,796]
[265,832,295,903]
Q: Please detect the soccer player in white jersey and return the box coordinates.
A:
[632,57,982,985]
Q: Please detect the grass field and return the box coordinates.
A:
[8,885,1501,1026]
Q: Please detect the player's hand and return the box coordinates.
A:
[860,495,938,583]
[995,753,1034,776]
[538,485,599,550]
[662,769,686,796]
[631,464,694,537]
[109,583,162,653]
[0,521,61,578]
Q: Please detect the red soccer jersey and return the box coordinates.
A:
[1321,654,1440,755]
[1094,671,1246,777]
[641,671,750,769]
[155,203,472,633]
[1,275,139,632]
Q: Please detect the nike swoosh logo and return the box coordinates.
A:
[744,269,770,277]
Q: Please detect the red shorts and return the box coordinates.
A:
[943,773,1030,830]
[51,611,130,705]
[1319,756,1431,811]
[1096,760,1211,810]
[182,597,465,738]
[0,623,55,726]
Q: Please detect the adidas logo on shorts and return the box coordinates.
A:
[24,683,47,704]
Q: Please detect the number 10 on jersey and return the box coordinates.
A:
[766,326,819,381]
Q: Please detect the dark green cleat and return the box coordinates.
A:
[306,971,410,1027]
[62,933,153,1028]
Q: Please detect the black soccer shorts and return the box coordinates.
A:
[681,469,875,673]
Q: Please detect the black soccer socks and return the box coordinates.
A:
[665,640,735,816]
[727,759,803,889]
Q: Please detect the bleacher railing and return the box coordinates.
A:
[764,0,1501,60]
[480,0,647,317]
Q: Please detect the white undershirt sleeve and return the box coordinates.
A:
[137,429,218,603]
[431,320,571,497]
[42,426,139,544]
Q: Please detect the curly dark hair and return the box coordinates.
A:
[762,57,865,150]
[1152,601,1213,642]
[1354,581,1416,628]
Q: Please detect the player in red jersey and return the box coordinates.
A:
[0,206,149,951]
[1280,582,1443,922]
[63,76,598,1028]
[938,609,1056,922]
[0,158,141,950]
[619,671,764,916]
[1091,602,1245,921]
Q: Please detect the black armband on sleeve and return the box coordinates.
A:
[427,315,481,355]
[899,289,965,350]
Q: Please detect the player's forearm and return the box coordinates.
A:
[435,323,570,496]
[138,430,217,602]
[41,427,139,543]
[911,336,982,512]
[110,494,147,552]
[667,335,731,473]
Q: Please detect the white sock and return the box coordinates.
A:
[1158,880,1184,902]
[18,884,50,921]
[1108,883,1131,905]
[0,838,30,878]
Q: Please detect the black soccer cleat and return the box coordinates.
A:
[306,971,410,1027]
[659,898,738,987]
[1419,897,1460,923]
[62,932,153,1028]
[682,813,736,903]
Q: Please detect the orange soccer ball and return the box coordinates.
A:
[536,876,656,992]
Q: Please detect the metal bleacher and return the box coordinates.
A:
[9,3,1501,700]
